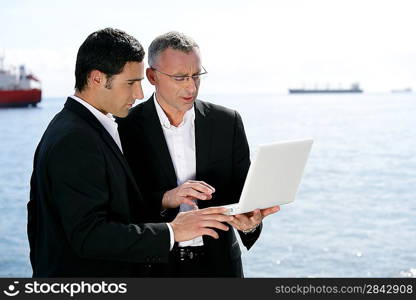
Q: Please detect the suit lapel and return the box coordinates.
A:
[140,97,177,187]
[194,100,213,208]
[99,130,141,192]
[64,98,141,193]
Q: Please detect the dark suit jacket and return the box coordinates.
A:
[27,97,171,277]
[117,96,262,277]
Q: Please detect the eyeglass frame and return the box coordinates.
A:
[150,66,208,82]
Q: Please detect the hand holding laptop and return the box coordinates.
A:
[227,206,280,232]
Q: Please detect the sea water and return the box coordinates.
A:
[0,93,415,277]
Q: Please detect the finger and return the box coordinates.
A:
[227,219,244,228]
[183,196,204,204]
[197,181,216,193]
[261,206,280,217]
[251,209,262,219]
[187,182,215,195]
[187,180,216,193]
[199,228,219,239]
[233,212,258,226]
[199,206,229,215]
[202,214,235,223]
[250,210,263,224]
[227,221,242,230]
[194,193,212,200]
[200,220,229,231]
[234,213,250,223]
[181,188,211,200]
[185,181,215,194]
[237,216,256,228]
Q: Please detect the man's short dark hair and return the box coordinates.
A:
[75,28,145,91]
[148,31,198,67]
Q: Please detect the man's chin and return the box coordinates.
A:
[113,110,129,118]
[183,102,194,112]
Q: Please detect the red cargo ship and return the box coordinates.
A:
[0,56,42,107]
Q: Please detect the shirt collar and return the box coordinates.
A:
[153,93,195,129]
[70,95,118,129]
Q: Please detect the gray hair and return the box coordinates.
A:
[148,31,199,67]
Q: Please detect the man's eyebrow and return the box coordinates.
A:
[126,77,144,82]
[173,70,202,76]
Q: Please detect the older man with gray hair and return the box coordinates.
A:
[118,31,279,277]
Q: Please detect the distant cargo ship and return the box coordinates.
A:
[289,83,363,94]
[391,87,412,93]
[0,56,41,107]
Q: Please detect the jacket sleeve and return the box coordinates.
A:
[231,110,263,250]
[27,148,39,268]
[47,131,171,263]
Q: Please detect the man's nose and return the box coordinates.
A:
[133,82,144,100]
[184,77,197,94]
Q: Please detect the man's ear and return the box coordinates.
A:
[146,68,157,86]
[88,70,104,88]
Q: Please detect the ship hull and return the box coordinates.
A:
[289,89,363,94]
[0,89,42,107]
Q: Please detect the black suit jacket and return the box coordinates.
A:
[27,97,171,277]
[117,96,262,277]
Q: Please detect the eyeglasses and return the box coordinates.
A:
[151,66,208,83]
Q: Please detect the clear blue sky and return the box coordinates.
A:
[1,0,415,97]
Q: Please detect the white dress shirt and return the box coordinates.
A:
[70,95,175,250]
[154,94,204,247]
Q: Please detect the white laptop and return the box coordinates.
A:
[221,138,313,215]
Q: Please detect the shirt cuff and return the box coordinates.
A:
[166,223,175,250]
